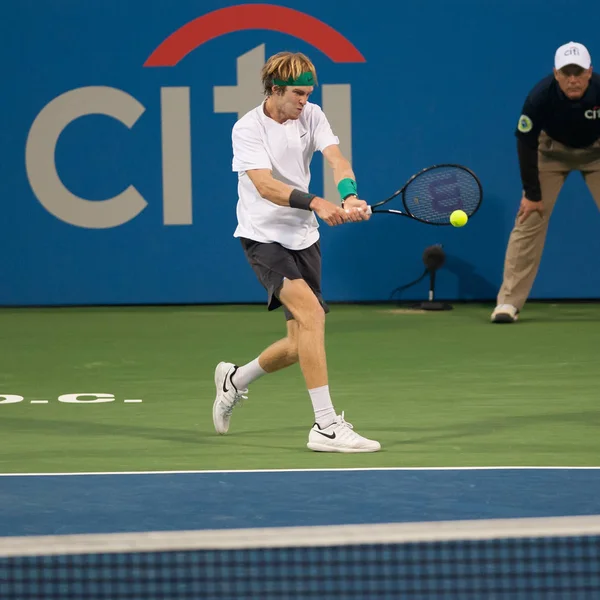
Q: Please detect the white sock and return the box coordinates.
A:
[309,385,336,428]
[231,357,267,390]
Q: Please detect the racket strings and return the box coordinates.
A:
[404,167,481,224]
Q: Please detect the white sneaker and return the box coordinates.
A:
[491,304,519,323]
[307,412,381,453]
[213,362,247,435]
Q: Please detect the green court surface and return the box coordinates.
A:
[1,303,599,473]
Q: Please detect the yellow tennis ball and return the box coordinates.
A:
[450,210,468,227]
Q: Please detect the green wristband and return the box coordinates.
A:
[337,178,357,201]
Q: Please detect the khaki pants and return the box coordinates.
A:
[497,131,600,309]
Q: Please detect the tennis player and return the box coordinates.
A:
[492,41,600,323]
[212,51,380,453]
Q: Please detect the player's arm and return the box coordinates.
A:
[245,169,306,206]
[322,144,356,188]
[233,124,346,224]
[321,144,369,221]
[245,169,348,226]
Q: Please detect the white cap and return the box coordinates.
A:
[554,41,592,70]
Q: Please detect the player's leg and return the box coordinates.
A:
[493,154,567,322]
[213,321,299,435]
[279,246,380,453]
[278,278,330,396]
[280,242,335,426]
[213,240,303,435]
[246,320,298,376]
[229,320,298,393]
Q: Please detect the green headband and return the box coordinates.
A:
[273,72,316,86]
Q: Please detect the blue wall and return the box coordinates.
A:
[3,0,600,306]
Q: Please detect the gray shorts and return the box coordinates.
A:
[240,238,330,321]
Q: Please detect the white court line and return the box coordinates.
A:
[1,514,600,557]
[1,466,600,477]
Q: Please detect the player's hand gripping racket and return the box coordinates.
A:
[363,164,483,225]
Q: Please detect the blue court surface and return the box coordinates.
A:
[1,467,600,538]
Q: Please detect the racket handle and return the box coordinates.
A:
[343,206,372,216]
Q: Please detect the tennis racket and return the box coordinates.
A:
[358,164,483,226]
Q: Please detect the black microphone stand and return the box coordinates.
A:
[418,245,453,311]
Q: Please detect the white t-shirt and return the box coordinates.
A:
[231,100,339,250]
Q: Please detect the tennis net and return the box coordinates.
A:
[1,515,600,599]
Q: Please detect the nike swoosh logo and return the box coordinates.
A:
[315,430,336,440]
[222,366,239,394]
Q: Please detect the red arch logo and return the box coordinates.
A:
[144,4,365,67]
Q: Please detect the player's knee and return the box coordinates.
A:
[280,280,325,330]
[294,302,325,330]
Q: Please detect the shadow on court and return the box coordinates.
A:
[376,410,600,449]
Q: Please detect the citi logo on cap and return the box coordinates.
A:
[554,41,592,70]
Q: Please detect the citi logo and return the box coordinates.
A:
[584,106,600,119]
[25,4,365,229]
